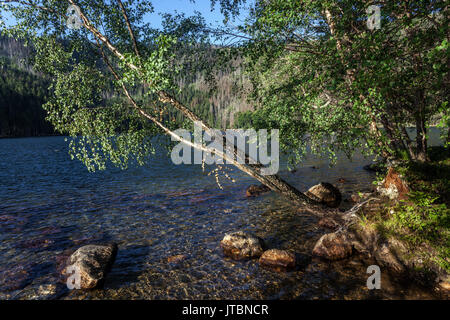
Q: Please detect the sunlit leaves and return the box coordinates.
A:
[2,1,173,171]
[231,0,449,164]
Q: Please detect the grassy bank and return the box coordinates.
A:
[356,147,450,285]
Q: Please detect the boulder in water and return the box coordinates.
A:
[306,182,342,208]
[220,231,265,260]
[0,264,32,292]
[246,185,271,197]
[62,243,118,290]
[312,233,353,260]
[259,249,296,271]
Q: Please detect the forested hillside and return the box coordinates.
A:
[0,36,252,137]
[0,36,53,137]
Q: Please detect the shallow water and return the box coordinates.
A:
[0,134,443,300]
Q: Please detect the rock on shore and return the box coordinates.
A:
[312,232,353,260]
[306,182,342,208]
[220,231,265,260]
[377,167,410,200]
[259,249,296,271]
[349,221,448,293]
[62,243,118,289]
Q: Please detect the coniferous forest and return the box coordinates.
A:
[0,36,252,137]
[0,36,53,137]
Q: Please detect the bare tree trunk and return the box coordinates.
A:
[399,126,416,160]
[415,115,428,162]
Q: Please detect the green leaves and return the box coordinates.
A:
[2,1,173,171]
[3,0,448,171]
[142,34,177,92]
[393,191,449,241]
[220,0,449,164]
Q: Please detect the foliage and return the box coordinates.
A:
[365,147,450,272]
[0,35,250,139]
[1,1,172,170]
[391,192,448,239]
[216,0,449,164]
[384,191,450,272]
[1,1,448,174]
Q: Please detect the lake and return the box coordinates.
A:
[0,132,444,299]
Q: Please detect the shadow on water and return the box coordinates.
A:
[103,243,152,288]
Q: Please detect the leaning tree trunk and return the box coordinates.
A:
[93,35,325,214]
[158,91,325,212]
[31,0,326,215]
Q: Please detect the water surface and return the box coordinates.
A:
[0,134,443,300]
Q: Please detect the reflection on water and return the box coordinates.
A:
[0,132,444,299]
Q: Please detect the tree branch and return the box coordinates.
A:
[6,0,328,213]
[116,0,140,58]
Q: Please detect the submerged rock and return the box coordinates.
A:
[220,231,265,260]
[167,254,187,264]
[19,238,54,250]
[246,184,271,197]
[312,232,353,260]
[0,215,26,232]
[0,215,17,222]
[0,264,32,292]
[306,182,342,208]
[62,243,118,290]
[21,284,58,300]
[259,249,296,271]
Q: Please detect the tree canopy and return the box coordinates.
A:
[219,0,449,164]
[0,0,448,209]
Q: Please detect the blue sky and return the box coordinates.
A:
[1,0,250,30]
[151,0,227,28]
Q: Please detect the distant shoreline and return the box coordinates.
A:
[0,133,61,140]
[0,126,445,140]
